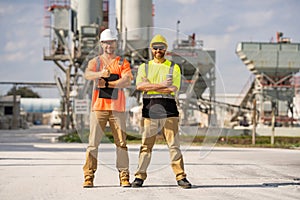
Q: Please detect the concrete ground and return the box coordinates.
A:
[0,126,299,200]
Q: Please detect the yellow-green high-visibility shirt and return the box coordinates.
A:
[136,59,181,96]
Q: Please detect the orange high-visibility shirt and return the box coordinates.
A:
[88,56,132,112]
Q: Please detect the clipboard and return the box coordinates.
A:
[98,74,119,99]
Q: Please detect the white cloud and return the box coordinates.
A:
[175,0,197,4]
[0,4,15,15]
[195,32,234,50]
[226,25,240,33]
[240,10,274,28]
[0,2,45,64]
[0,51,25,62]
[2,32,43,63]
[4,40,28,52]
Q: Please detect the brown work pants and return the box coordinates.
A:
[83,111,129,180]
[134,117,187,181]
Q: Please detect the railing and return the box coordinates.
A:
[234,74,255,106]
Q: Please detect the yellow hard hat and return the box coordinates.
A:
[150,34,168,48]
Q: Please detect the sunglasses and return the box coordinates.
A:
[102,41,115,45]
[152,45,166,50]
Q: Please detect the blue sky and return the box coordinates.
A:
[1,0,300,98]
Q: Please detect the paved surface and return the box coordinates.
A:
[0,126,299,200]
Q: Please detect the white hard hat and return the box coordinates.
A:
[100,29,117,42]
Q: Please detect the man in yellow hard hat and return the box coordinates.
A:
[131,34,192,189]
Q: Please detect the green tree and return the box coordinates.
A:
[6,86,41,98]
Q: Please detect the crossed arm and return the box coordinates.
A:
[137,77,178,94]
[85,66,132,89]
[104,74,132,88]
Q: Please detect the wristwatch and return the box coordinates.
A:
[105,80,109,88]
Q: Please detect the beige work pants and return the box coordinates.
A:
[83,111,129,179]
[134,117,186,181]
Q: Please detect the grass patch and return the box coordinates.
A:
[58,129,142,143]
[58,130,300,149]
[188,135,300,149]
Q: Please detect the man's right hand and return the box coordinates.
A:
[100,68,110,78]
[142,77,150,83]
[160,78,173,87]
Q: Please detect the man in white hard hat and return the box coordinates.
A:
[83,29,133,188]
[131,34,192,189]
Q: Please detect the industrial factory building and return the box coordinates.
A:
[0,96,61,129]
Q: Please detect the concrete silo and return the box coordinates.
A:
[116,0,153,62]
[77,0,102,29]
[76,0,108,59]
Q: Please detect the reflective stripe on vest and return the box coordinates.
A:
[143,93,175,99]
[94,56,101,90]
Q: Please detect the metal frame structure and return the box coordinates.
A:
[43,0,108,130]
[236,37,300,127]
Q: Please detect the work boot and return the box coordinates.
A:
[83,175,94,188]
[119,171,131,187]
[131,178,144,188]
[177,178,192,189]
[120,178,131,187]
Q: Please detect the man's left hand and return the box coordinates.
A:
[97,78,106,88]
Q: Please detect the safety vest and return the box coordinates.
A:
[91,56,128,112]
[143,60,176,99]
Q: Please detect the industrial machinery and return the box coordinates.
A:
[236,32,300,127]
[166,34,216,126]
[43,0,109,129]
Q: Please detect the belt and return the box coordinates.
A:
[143,94,175,99]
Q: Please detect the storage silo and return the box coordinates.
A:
[116,0,153,57]
[77,0,102,29]
[76,0,105,58]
